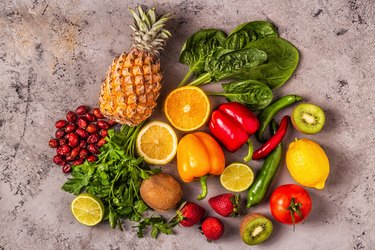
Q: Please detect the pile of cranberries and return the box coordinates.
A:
[48,105,116,173]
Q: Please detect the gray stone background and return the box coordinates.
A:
[0,0,374,249]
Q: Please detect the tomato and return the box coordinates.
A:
[270,184,312,225]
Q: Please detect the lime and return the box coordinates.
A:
[71,193,104,226]
[220,163,254,192]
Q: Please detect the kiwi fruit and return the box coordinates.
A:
[140,173,183,210]
[291,103,325,134]
[240,213,273,246]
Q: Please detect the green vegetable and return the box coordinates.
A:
[246,120,282,208]
[207,80,273,111]
[62,125,172,238]
[224,21,278,50]
[188,48,267,86]
[256,94,302,142]
[179,29,227,86]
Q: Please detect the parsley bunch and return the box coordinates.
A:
[62,125,172,238]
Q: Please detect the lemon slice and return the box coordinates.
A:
[220,163,254,192]
[71,193,104,226]
[136,121,178,165]
[164,86,210,131]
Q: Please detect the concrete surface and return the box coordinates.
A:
[0,0,374,249]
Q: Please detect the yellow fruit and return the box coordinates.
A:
[136,121,178,165]
[220,162,254,192]
[286,138,330,189]
[164,86,210,131]
[71,193,104,226]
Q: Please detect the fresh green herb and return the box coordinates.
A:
[62,125,172,238]
[207,80,273,110]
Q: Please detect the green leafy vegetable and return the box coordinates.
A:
[207,80,273,110]
[179,29,227,86]
[62,125,172,238]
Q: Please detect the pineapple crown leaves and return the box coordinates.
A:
[129,6,172,55]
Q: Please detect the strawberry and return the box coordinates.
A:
[200,216,224,241]
[170,201,206,227]
[208,193,241,217]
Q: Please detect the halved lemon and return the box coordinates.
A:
[164,86,210,131]
[71,193,104,226]
[136,121,178,165]
[220,163,254,192]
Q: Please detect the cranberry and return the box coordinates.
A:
[92,108,104,119]
[99,129,108,137]
[108,119,117,127]
[59,145,71,155]
[55,129,65,139]
[65,155,76,162]
[72,159,84,166]
[49,138,59,148]
[87,134,99,144]
[79,140,87,148]
[87,155,98,163]
[55,120,68,129]
[76,128,89,138]
[85,113,96,122]
[68,133,79,147]
[97,138,107,147]
[79,148,89,159]
[53,155,65,165]
[76,105,89,115]
[66,111,77,123]
[86,124,98,134]
[59,138,68,145]
[70,146,80,159]
[62,164,72,173]
[87,144,100,154]
[77,117,88,129]
[65,123,76,133]
[97,120,109,129]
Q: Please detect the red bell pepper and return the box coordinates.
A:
[209,102,259,162]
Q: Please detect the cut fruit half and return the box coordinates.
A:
[240,213,273,245]
[291,103,325,134]
[136,121,178,165]
[220,162,254,192]
[71,193,104,226]
[164,86,210,131]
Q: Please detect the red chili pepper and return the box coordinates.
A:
[209,102,259,162]
[252,116,289,160]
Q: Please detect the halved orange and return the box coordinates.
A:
[164,86,210,131]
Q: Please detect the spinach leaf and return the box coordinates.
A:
[225,21,278,50]
[207,80,273,110]
[179,29,227,86]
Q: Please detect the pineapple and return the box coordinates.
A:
[99,6,171,126]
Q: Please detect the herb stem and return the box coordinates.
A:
[187,72,211,86]
[178,67,195,87]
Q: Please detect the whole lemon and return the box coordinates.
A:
[286,138,330,189]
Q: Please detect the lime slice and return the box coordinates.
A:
[220,163,254,192]
[71,193,104,226]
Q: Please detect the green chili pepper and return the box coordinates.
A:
[256,95,302,142]
[246,120,282,209]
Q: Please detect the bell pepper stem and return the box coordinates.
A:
[243,138,254,162]
[196,175,208,200]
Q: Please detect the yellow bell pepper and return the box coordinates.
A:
[177,132,225,200]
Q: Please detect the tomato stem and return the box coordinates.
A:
[288,197,303,231]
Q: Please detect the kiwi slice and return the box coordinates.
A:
[291,103,325,134]
[240,213,273,245]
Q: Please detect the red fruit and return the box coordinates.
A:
[79,140,87,148]
[59,138,68,146]
[49,138,59,148]
[208,193,240,217]
[76,128,89,138]
[200,217,224,241]
[62,164,72,173]
[87,155,98,163]
[66,111,77,123]
[108,119,116,127]
[97,138,107,147]
[85,113,96,122]
[79,148,89,159]
[72,159,84,166]
[55,120,67,129]
[77,117,88,129]
[87,134,99,144]
[170,202,206,227]
[92,108,104,119]
[99,129,108,137]
[65,155,76,162]
[58,145,71,155]
[76,105,88,115]
[97,120,109,129]
[70,147,80,159]
[53,155,65,165]
[87,144,100,154]
[65,123,76,133]
[86,124,98,133]
[68,133,79,147]
[55,129,65,139]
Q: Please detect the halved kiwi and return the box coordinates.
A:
[291,103,325,134]
[240,213,273,246]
